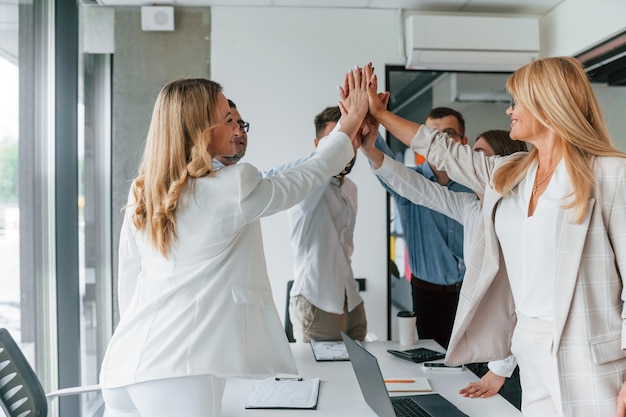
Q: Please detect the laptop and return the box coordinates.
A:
[341,332,468,417]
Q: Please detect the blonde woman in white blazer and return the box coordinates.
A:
[361,58,626,417]
[100,73,370,417]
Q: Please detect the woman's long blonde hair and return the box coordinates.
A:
[131,78,222,257]
[493,56,626,222]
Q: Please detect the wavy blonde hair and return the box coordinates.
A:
[493,56,626,222]
[131,78,222,257]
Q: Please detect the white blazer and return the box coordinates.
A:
[99,131,354,388]
[411,125,626,416]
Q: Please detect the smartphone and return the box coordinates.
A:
[423,362,465,371]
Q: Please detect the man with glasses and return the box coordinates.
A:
[212,99,250,169]
[374,107,472,349]
[215,99,312,177]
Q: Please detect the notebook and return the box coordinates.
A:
[341,332,468,417]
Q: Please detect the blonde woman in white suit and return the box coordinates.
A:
[99,72,369,417]
[361,58,626,417]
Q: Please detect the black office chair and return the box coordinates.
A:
[284,280,295,342]
[0,327,101,417]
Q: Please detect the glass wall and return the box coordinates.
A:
[78,51,113,416]
[0,1,112,416]
[0,0,55,374]
[384,66,513,341]
[0,0,57,412]
[0,2,22,353]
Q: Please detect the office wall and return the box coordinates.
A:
[112,8,211,319]
[541,0,626,57]
[540,0,626,151]
[211,7,405,339]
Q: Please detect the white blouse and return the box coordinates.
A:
[495,159,571,320]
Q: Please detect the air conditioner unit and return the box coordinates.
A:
[405,14,539,72]
[450,72,511,102]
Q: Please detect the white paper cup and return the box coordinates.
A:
[397,311,417,346]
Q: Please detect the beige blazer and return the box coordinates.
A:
[412,126,626,416]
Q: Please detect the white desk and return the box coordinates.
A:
[222,340,523,416]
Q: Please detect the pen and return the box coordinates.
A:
[384,379,414,383]
[276,377,303,381]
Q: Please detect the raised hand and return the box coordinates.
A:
[338,66,370,149]
[360,62,422,147]
[355,90,388,168]
[364,63,387,119]
[360,91,388,151]
[339,66,369,120]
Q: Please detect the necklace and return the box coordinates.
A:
[532,167,555,195]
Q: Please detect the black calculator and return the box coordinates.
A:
[386,347,446,363]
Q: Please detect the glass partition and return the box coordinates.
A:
[0,2,112,416]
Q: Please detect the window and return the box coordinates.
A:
[0,2,112,416]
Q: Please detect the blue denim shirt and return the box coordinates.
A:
[375,135,473,286]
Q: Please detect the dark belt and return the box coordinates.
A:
[411,275,461,293]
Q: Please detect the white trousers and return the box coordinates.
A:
[511,313,562,417]
[102,374,226,417]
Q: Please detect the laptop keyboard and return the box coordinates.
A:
[387,347,446,363]
[392,397,431,417]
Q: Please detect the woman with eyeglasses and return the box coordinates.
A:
[98,71,369,417]
[361,58,626,417]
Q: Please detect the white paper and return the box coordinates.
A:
[245,377,320,409]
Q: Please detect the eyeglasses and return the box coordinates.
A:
[443,128,463,139]
[237,120,250,133]
[509,94,516,110]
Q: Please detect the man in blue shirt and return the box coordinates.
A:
[375,107,473,349]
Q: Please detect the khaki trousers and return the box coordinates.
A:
[289,294,367,343]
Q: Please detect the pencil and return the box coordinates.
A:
[384,379,414,383]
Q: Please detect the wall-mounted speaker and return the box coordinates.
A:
[141,6,175,32]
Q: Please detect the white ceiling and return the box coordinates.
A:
[94,0,566,16]
[0,0,567,65]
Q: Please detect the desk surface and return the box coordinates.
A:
[222,340,523,416]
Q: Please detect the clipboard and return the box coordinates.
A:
[245,377,320,409]
[310,340,350,361]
